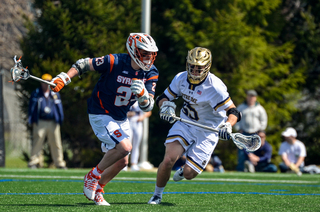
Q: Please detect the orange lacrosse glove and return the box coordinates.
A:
[50,78,65,92]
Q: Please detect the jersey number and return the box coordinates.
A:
[182,102,199,121]
[114,86,132,106]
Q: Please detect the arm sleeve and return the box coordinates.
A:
[57,93,64,123]
[144,69,159,96]
[210,83,233,112]
[163,73,183,100]
[259,143,272,163]
[92,54,116,75]
[259,106,268,130]
[278,143,286,156]
[299,142,307,157]
[28,91,37,124]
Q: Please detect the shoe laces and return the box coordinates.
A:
[95,189,105,202]
[84,170,100,190]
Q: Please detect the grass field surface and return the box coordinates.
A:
[0,168,319,211]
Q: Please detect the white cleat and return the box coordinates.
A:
[83,168,101,201]
[122,166,128,172]
[94,189,110,206]
[173,167,185,182]
[148,195,162,204]
[130,164,140,172]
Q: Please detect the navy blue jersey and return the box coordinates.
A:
[87,53,159,121]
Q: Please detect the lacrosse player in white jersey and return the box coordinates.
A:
[148,47,242,204]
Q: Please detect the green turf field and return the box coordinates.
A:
[0,168,319,211]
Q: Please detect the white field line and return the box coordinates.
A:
[0,174,318,184]
[0,169,311,179]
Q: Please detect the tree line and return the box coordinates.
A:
[18,0,320,169]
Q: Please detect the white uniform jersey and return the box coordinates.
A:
[164,71,233,130]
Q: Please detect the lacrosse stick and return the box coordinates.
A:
[171,116,261,152]
[10,55,56,87]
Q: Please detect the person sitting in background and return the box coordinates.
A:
[278,127,306,176]
[205,153,225,173]
[243,130,277,173]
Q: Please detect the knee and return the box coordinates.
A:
[184,171,198,180]
[162,156,176,169]
[183,166,198,180]
[118,141,132,157]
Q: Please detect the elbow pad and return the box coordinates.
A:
[227,108,242,122]
[72,58,90,75]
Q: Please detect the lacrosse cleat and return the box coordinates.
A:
[173,167,185,182]
[83,168,101,201]
[148,195,162,205]
[94,188,110,206]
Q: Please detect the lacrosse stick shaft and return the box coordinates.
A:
[29,75,56,87]
[171,116,219,132]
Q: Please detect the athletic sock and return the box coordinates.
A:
[92,165,103,177]
[96,182,106,191]
[154,185,165,198]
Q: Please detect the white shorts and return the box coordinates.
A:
[89,114,131,153]
[165,121,219,173]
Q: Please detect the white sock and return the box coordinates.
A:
[92,166,103,177]
[154,185,165,198]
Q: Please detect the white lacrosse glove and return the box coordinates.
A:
[159,101,176,124]
[218,122,232,140]
[130,79,149,103]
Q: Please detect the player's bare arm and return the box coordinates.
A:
[50,58,95,92]
[224,104,241,127]
[157,97,169,108]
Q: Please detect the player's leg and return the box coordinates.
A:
[94,155,129,206]
[28,121,47,168]
[84,114,131,201]
[148,140,184,204]
[174,128,218,182]
[98,138,132,170]
[46,121,66,168]
[157,141,184,187]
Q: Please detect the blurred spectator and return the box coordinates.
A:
[278,127,306,176]
[28,74,67,169]
[205,153,225,173]
[243,130,277,173]
[235,90,268,171]
[127,102,152,171]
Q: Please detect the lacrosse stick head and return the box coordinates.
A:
[231,133,261,152]
[10,55,30,82]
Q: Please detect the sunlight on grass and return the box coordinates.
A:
[5,156,28,168]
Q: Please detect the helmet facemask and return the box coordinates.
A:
[135,48,157,71]
[186,47,212,84]
[126,33,158,71]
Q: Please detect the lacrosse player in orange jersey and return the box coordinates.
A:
[50,33,159,206]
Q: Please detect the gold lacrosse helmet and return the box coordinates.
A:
[186,47,212,84]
